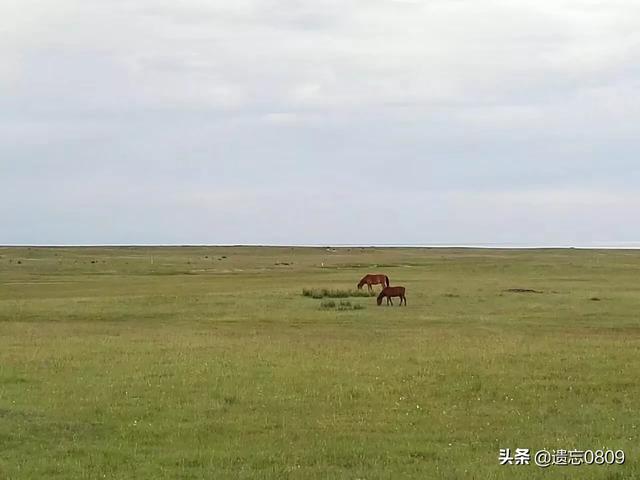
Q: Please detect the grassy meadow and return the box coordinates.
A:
[1,246,639,479]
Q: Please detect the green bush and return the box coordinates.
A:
[302,288,376,299]
[319,299,366,311]
[320,300,336,309]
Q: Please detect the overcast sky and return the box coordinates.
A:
[2,0,639,245]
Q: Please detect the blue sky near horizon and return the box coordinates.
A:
[2,0,640,245]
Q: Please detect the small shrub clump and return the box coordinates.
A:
[337,300,365,311]
[320,300,336,309]
[302,288,375,299]
[319,299,365,311]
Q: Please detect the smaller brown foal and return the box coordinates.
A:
[377,286,407,306]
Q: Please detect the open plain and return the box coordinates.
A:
[1,246,638,479]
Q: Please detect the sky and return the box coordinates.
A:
[2,0,639,245]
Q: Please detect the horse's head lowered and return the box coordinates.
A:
[376,291,385,305]
[357,278,365,289]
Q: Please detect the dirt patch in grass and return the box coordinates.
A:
[503,288,543,294]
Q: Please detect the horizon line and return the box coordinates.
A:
[3,243,640,250]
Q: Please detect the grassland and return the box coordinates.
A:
[0,246,639,479]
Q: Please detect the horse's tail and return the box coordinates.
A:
[384,275,390,287]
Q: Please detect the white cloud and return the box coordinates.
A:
[2,0,639,244]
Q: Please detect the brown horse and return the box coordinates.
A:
[357,274,390,292]
[377,286,407,306]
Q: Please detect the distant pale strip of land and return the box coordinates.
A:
[2,242,640,249]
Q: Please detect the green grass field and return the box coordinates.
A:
[1,246,638,479]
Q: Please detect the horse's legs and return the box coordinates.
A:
[368,283,372,293]
[389,297,393,306]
